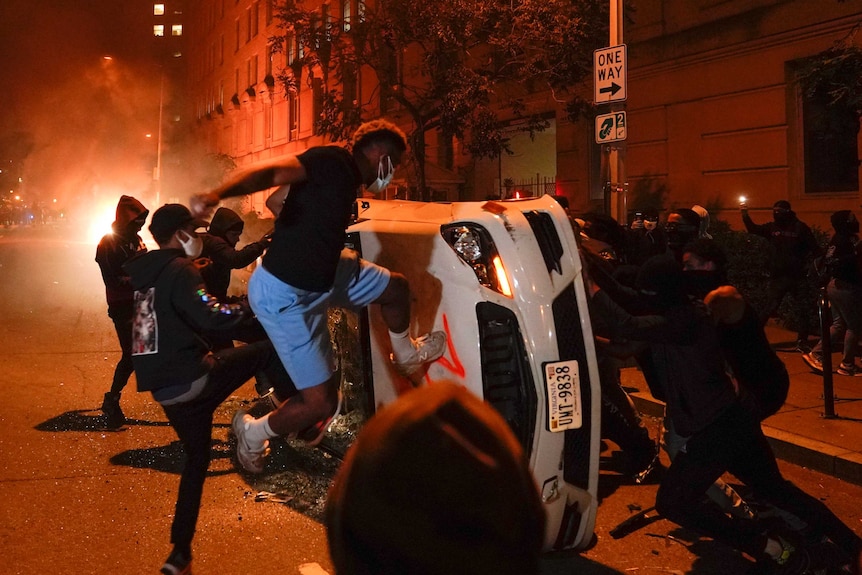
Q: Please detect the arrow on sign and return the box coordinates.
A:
[599,82,622,96]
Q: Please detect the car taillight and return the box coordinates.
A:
[441,224,512,297]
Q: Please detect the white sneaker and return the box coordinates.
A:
[391,331,447,376]
[231,410,270,474]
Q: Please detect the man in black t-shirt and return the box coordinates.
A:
[190,120,446,474]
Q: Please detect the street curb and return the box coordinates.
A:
[630,392,862,488]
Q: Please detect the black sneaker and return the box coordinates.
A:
[795,339,812,354]
[101,392,126,430]
[160,548,192,575]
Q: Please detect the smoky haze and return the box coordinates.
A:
[0,0,187,228]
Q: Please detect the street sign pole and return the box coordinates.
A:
[607,0,626,225]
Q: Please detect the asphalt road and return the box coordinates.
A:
[1,222,860,574]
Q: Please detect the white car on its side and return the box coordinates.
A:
[334,194,602,551]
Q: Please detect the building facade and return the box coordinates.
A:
[180,0,862,230]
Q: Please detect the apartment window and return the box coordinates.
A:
[342,0,351,31]
[801,81,860,194]
[252,2,260,37]
[246,8,252,43]
[288,93,299,140]
[265,44,273,76]
[235,19,240,52]
[287,35,296,64]
[172,24,183,36]
[154,24,165,37]
[154,3,165,16]
[266,0,273,25]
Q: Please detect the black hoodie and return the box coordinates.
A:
[199,207,266,300]
[95,195,148,305]
[124,248,251,394]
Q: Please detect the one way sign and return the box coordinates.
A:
[594,44,627,104]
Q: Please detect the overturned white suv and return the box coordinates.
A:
[326,194,601,551]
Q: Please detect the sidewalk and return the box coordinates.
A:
[621,323,862,487]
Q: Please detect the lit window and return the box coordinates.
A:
[172,24,183,36]
[154,25,165,37]
[154,4,165,16]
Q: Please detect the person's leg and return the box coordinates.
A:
[724,403,862,563]
[333,252,446,376]
[160,342,277,554]
[102,303,134,428]
[829,284,862,367]
[598,356,656,478]
[656,412,767,557]
[662,414,752,519]
[790,278,815,343]
[760,277,790,326]
[107,303,135,394]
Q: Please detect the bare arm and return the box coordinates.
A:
[265,185,290,218]
[190,156,307,218]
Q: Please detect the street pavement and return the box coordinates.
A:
[623,323,862,487]
[2,223,861,574]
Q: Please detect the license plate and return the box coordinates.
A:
[544,359,582,432]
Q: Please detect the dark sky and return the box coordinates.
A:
[0,0,160,214]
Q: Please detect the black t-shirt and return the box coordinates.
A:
[262,146,362,291]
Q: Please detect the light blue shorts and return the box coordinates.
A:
[248,249,390,389]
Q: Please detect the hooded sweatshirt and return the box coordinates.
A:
[124,248,251,394]
[742,207,820,277]
[95,195,148,305]
[200,207,266,300]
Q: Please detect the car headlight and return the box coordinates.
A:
[441,223,512,297]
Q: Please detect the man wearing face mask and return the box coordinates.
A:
[125,203,294,574]
[95,195,149,429]
[189,119,447,475]
[742,199,821,352]
[664,208,701,263]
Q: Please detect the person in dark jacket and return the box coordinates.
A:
[742,199,821,351]
[94,195,148,429]
[199,206,270,302]
[597,255,862,573]
[803,210,862,376]
[682,238,790,421]
[199,207,271,352]
[126,203,292,575]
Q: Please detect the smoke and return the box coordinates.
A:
[1,0,162,230]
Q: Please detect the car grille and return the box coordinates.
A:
[552,283,594,490]
[477,302,537,454]
[523,210,564,274]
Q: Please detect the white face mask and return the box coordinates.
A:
[177,229,203,259]
[365,156,394,194]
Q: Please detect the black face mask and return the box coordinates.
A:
[683,270,725,299]
[773,210,793,226]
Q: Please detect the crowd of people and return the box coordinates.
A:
[573,199,861,574]
[94,122,861,574]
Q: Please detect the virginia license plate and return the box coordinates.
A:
[544,359,582,432]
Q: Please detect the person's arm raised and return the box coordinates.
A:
[190,156,306,218]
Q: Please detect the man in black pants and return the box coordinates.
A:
[742,199,821,352]
[126,204,291,575]
[595,255,861,574]
[95,195,148,429]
